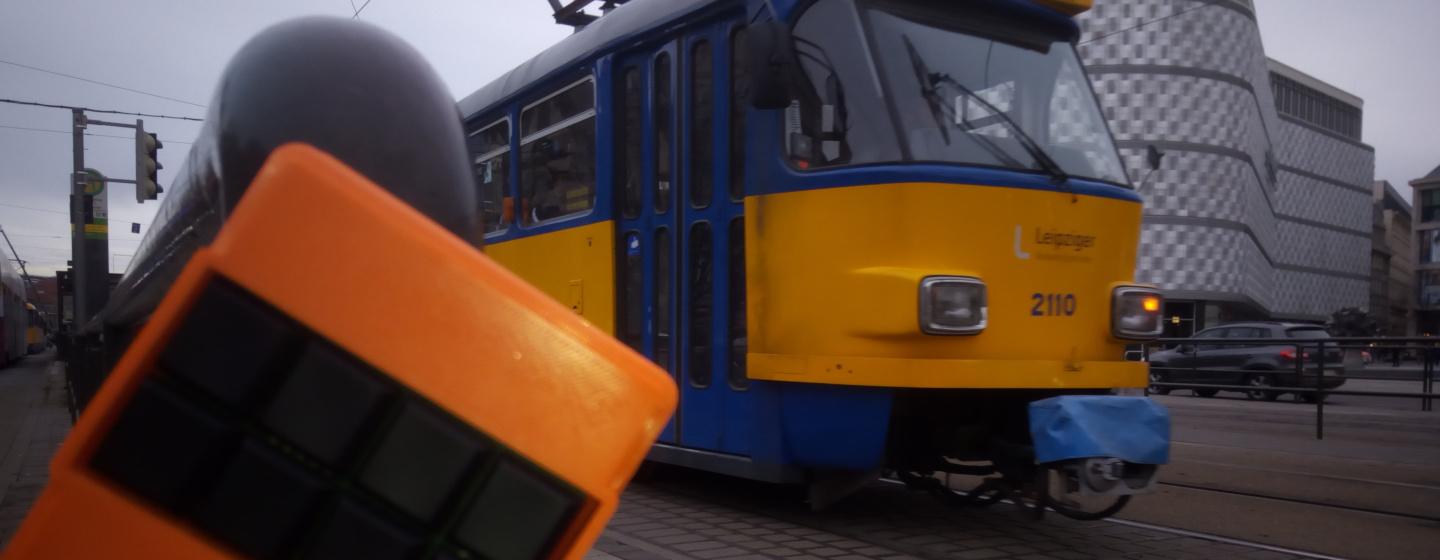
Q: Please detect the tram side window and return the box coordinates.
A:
[655,228,672,371]
[619,68,643,219]
[727,218,747,389]
[520,78,597,225]
[786,0,899,169]
[469,118,511,234]
[729,27,748,201]
[654,53,672,213]
[619,232,643,351]
[690,40,713,208]
[688,222,713,388]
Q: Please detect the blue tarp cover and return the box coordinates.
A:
[1028,396,1171,465]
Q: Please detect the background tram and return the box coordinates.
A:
[465,0,1171,515]
[25,302,48,354]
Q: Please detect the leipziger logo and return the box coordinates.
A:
[1014,225,1097,260]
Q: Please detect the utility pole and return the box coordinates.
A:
[68,113,157,327]
[69,108,97,326]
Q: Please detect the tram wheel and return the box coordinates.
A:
[1039,468,1131,521]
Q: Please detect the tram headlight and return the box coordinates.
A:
[919,276,987,335]
[1112,287,1164,339]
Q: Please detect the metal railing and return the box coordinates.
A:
[1138,336,1437,440]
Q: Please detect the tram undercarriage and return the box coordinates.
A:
[878,389,1164,520]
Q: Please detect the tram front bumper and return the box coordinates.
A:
[1029,395,1169,496]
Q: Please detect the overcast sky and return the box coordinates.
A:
[2,0,1437,278]
[1252,0,1440,199]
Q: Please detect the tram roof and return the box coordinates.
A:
[458,0,722,120]
[0,248,21,296]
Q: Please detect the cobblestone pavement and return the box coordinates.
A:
[0,354,1322,559]
[592,469,1312,560]
[0,353,71,550]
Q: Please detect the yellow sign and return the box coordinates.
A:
[79,168,108,240]
[80,169,106,196]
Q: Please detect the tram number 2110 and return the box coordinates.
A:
[1031,293,1077,317]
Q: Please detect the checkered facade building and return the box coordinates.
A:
[1077,0,1375,321]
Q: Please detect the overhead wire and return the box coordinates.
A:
[0,98,204,122]
[1077,2,1215,46]
[0,123,194,144]
[0,203,153,228]
[8,233,142,241]
[0,57,207,108]
[353,0,375,18]
[0,202,67,216]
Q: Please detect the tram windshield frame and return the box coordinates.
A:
[783,0,1130,187]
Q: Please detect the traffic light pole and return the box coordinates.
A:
[72,110,112,328]
[68,112,157,329]
[69,109,101,327]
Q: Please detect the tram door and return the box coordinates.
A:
[614,23,751,455]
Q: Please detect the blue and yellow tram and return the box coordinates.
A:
[462,0,1169,513]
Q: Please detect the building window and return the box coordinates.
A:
[1421,229,1440,264]
[519,77,597,225]
[469,118,511,234]
[1423,190,1440,223]
[1420,270,1440,309]
[1270,72,1362,141]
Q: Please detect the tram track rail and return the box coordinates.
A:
[633,470,1339,560]
[874,476,1350,559]
[1153,480,1440,524]
[885,467,1440,525]
[625,464,1432,560]
[1100,517,1348,560]
[874,476,1384,560]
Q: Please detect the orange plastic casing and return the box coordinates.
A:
[3,143,676,559]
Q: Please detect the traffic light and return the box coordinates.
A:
[134,119,163,203]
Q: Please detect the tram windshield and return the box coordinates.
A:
[786,0,1128,186]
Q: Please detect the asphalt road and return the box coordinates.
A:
[1113,389,1440,559]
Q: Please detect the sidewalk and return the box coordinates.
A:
[0,352,73,549]
[1351,362,1430,380]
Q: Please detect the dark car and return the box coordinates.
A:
[1147,322,1346,401]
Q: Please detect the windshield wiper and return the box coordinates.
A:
[900,33,1069,184]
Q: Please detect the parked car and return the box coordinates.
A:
[1146,322,1346,402]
